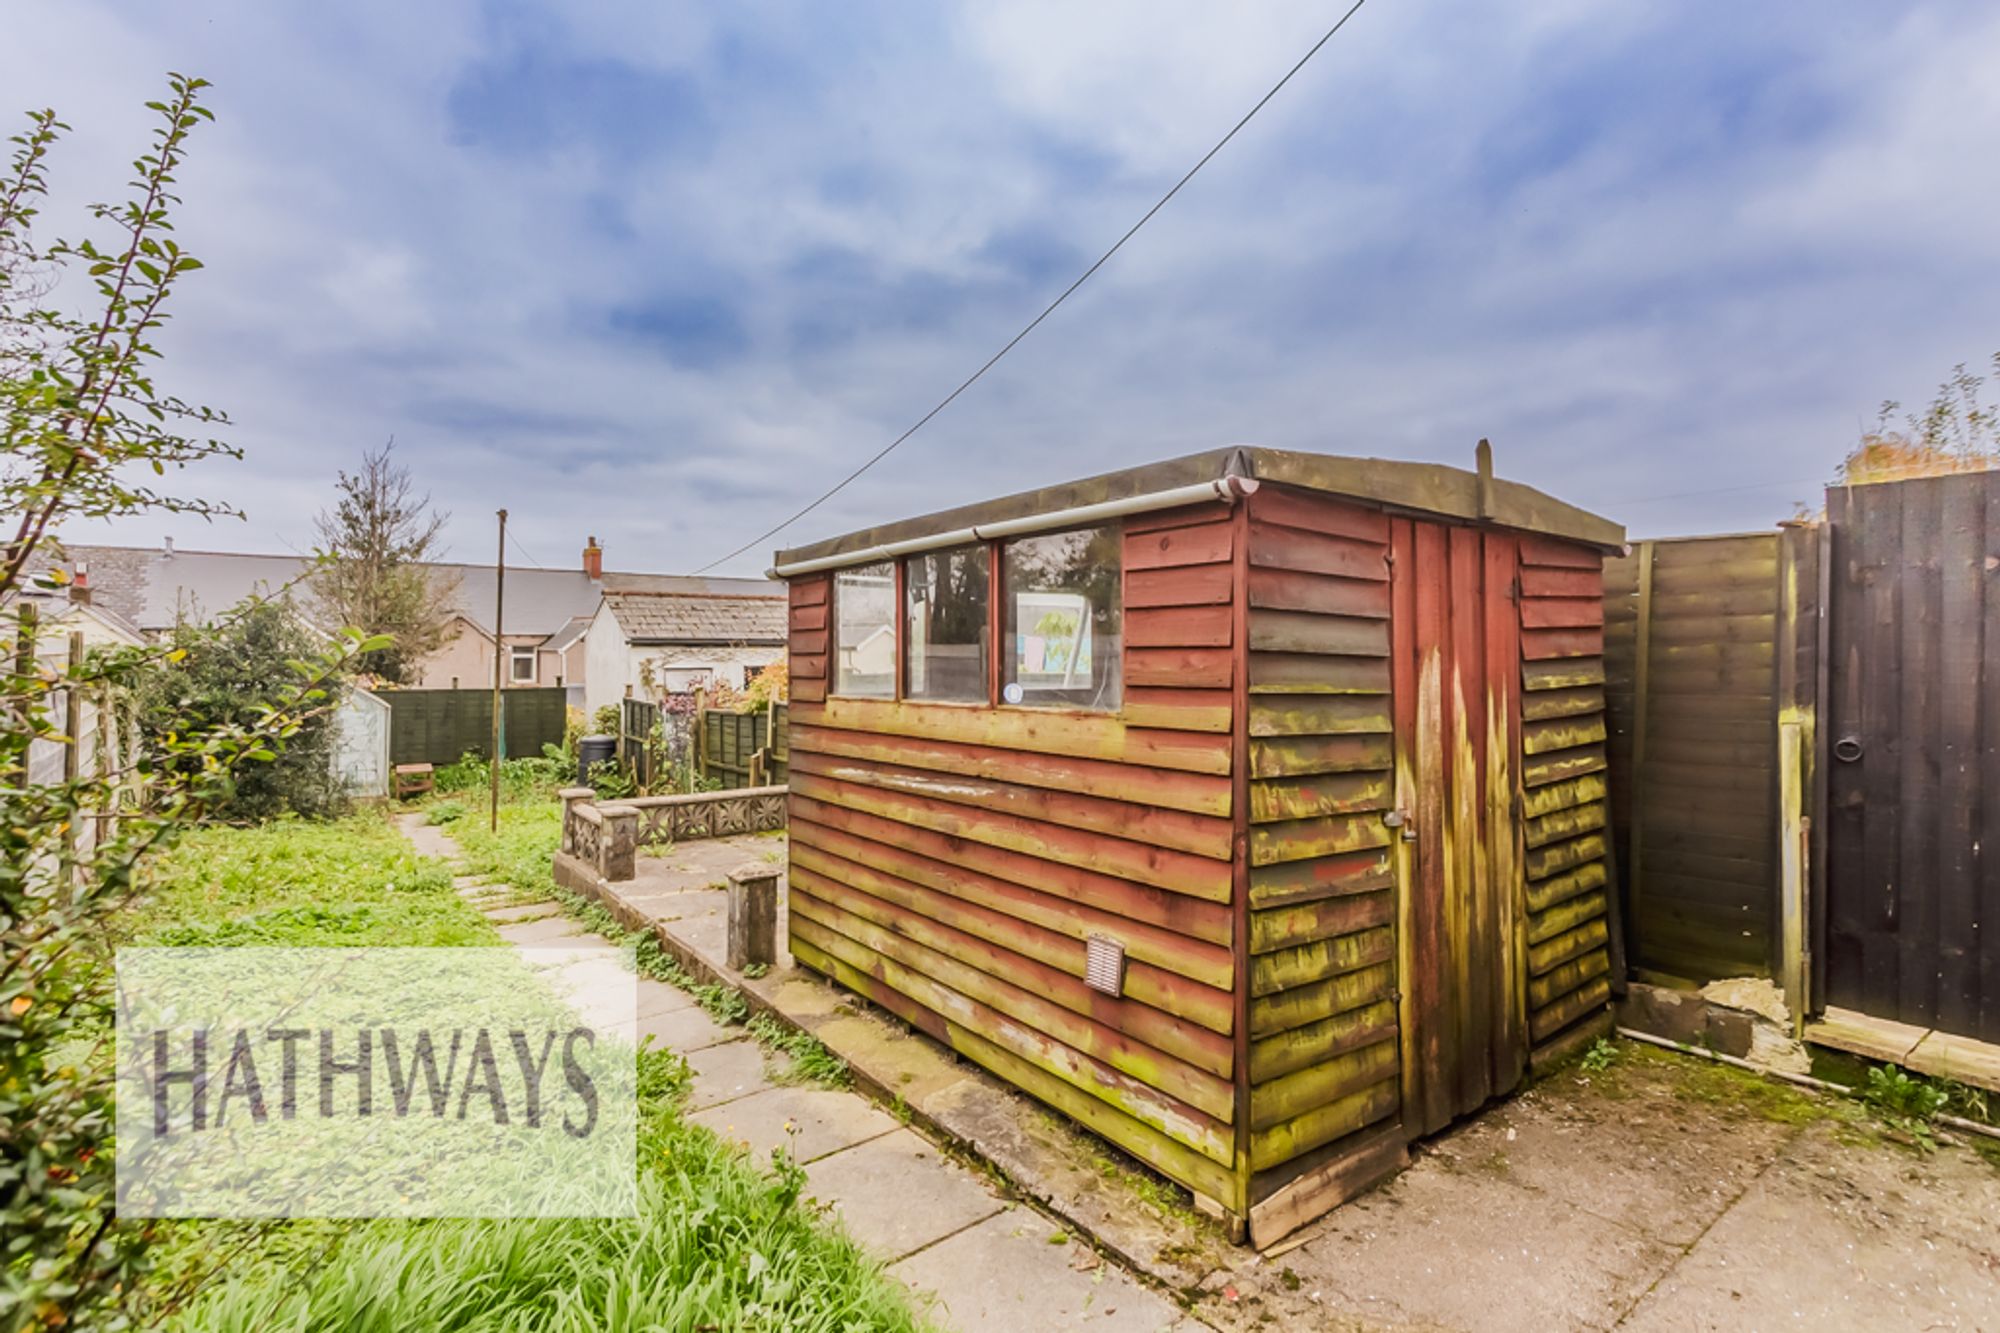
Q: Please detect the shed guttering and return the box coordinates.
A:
[766,476,1260,578]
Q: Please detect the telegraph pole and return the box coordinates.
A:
[490,508,507,833]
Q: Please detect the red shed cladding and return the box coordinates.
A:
[772,445,1623,1245]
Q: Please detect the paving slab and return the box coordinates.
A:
[804,1128,1006,1262]
[530,949,638,1042]
[633,978,695,1019]
[495,914,589,946]
[683,1039,773,1109]
[636,1001,739,1053]
[482,901,558,924]
[690,1084,899,1164]
[1430,1080,1797,1247]
[1279,1151,1681,1333]
[1618,1122,2000,1331]
[892,1207,1187,1333]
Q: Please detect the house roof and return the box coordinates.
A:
[25,541,778,641]
[599,589,788,645]
[773,445,1627,571]
[2,593,149,648]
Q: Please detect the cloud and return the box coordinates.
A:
[5,0,1999,574]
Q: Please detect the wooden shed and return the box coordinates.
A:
[770,446,1625,1244]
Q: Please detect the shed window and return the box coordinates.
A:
[1002,524,1122,710]
[509,646,537,683]
[904,545,989,702]
[832,562,896,698]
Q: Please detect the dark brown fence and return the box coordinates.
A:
[1822,475,2000,1042]
[385,687,567,766]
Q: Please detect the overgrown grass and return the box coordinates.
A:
[432,750,567,803]
[126,804,929,1331]
[128,810,495,948]
[171,1049,925,1333]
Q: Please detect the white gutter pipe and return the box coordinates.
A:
[767,475,1259,579]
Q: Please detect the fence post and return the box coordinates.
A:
[693,687,709,787]
[726,861,779,972]
[597,803,638,881]
[558,786,595,856]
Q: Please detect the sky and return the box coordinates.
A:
[7,1,1999,576]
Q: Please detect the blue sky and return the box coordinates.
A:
[8,1,1999,574]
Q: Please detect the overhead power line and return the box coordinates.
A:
[690,0,1373,574]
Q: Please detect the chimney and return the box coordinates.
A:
[583,535,603,580]
[70,563,92,607]
[162,535,174,559]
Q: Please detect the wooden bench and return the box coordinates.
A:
[392,763,434,799]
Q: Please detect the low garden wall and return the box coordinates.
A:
[556,784,787,886]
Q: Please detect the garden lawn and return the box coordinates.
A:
[129,807,929,1332]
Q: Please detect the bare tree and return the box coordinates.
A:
[311,440,460,683]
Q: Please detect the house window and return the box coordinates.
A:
[1002,524,1122,710]
[509,646,537,683]
[904,545,989,702]
[832,562,896,698]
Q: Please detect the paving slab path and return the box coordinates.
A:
[398,813,1190,1333]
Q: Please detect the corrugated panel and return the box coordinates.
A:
[783,511,1241,1207]
[1240,487,1401,1179]
[1518,536,1614,1060]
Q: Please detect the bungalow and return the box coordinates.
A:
[580,584,789,716]
[26,536,784,704]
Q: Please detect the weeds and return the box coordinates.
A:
[749,1013,852,1089]
[1860,1065,1951,1151]
[1578,1038,1619,1074]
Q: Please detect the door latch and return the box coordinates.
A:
[1383,809,1417,841]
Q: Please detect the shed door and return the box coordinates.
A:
[1390,520,1529,1136]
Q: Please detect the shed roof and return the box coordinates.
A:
[600,589,788,645]
[774,446,1625,571]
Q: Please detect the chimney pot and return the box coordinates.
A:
[583,536,603,580]
[70,563,92,606]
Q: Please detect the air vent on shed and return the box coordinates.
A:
[1083,934,1126,997]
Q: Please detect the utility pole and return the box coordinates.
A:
[490,509,507,833]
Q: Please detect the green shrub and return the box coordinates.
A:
[136,599,349,821]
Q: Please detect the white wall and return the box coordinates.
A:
[581,603,631,720]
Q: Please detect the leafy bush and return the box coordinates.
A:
[137,598,350,821]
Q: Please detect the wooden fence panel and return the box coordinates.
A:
[1605,535,1780,983]
[1823,474,2000,1042]
[385,687,566,766]
[699,703,788,785]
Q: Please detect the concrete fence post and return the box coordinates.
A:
[558,786,596,856]
[726,861,780,973]
[597,804,638,882]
